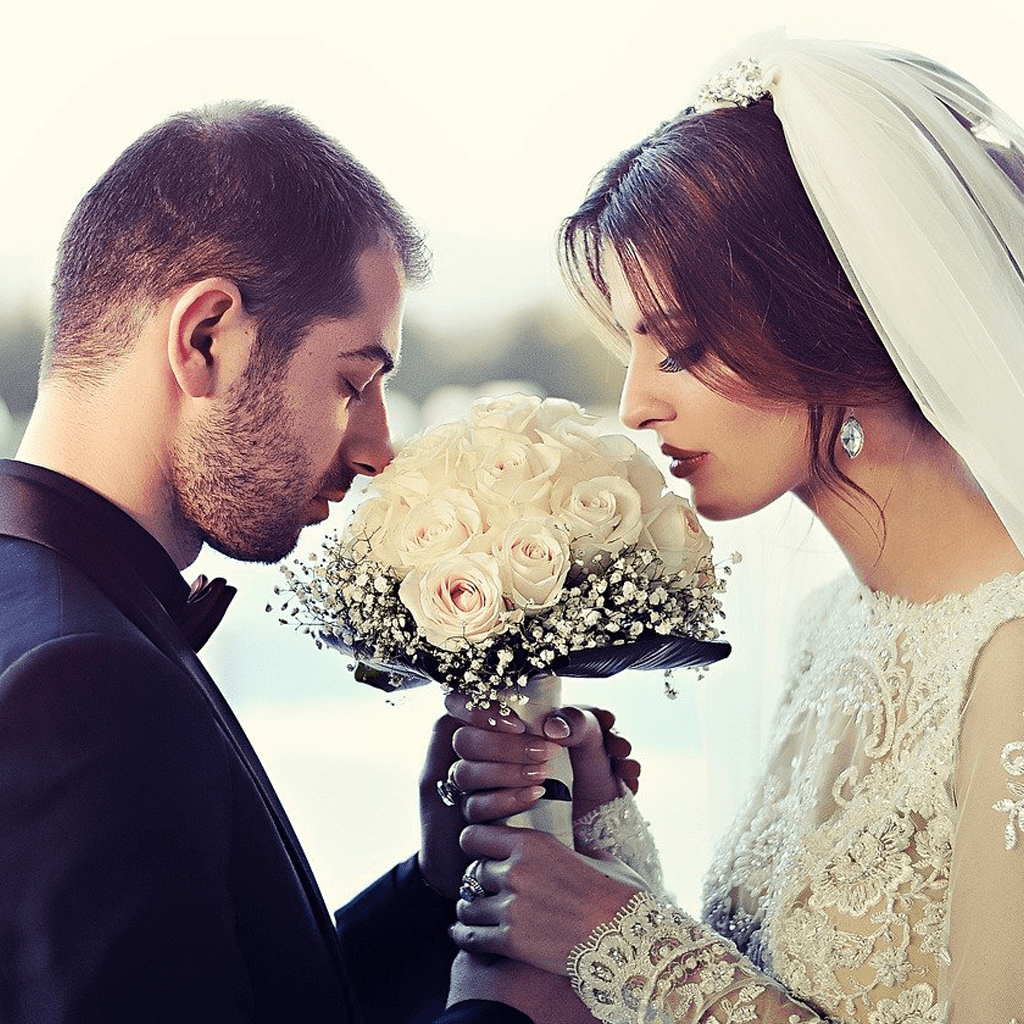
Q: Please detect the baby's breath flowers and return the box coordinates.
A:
[277,394,732,709]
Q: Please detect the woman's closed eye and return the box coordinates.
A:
[658,345,705,373]
[655,327,708,372]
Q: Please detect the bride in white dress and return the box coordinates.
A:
[442,34,1024,1024]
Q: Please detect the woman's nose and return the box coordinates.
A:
[619,358,671,432]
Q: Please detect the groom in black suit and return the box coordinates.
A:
[0,102,563,1024]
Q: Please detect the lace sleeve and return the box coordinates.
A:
[567,613,1024,1024]
[567,893,822,1024]
[948,615,1024,1019]
[574,784,665,895]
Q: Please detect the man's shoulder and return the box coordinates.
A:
[0,535,147,670]
[1,631,202,730]
[0,535,202,733]
[4,630,182,684]
[0,630,234,811]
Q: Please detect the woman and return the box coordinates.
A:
[442,33,1024,1023]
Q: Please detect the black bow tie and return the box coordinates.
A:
[176,574,237,652]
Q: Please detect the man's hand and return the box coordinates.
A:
[418,715,471,898]
[447,951,596,1024]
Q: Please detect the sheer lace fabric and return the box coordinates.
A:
[568,573,1024,1023]
[574,783,665,894]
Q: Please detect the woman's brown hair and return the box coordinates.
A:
[559,97,923,515]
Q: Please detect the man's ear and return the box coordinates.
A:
[167,278,251,399]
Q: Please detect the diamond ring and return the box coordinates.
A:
[436,763,462,807]
[459,874,487,902]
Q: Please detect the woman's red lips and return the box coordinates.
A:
[661,444,708,478]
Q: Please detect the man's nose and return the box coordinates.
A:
[342,392,395,480]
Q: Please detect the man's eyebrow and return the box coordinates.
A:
[339,343,398,375]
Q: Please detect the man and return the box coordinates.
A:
[0,101,546,1023]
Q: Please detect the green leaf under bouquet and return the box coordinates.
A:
[278,394,732,709]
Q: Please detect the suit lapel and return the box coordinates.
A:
[0,470,354,990]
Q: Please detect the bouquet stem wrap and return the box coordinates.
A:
[496,674,574,847]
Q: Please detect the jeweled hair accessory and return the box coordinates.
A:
[693,57,768,113]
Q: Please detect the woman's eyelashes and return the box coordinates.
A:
[657,341,706,373]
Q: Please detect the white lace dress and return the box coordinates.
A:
[568,573,1024,1023]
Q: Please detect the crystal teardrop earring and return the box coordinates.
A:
[839,416,865,459]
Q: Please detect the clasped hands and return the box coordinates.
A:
[419,697,647,1022]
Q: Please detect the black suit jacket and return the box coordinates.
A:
[0,460,528,1024]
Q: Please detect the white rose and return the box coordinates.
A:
[492,519,571,613]
[643,495,713,580]
[551,474,644,564]
[534,402,601,450]
[342,496,409,563]
[457,439,562,519]
[626,449,669,512]
[471,394,598,447]
[397,420,472,461]
[399,552,510,651]
[470,394,544,437]
[389,492,484,572]
[533,397,596,432]
[583,433,666,511]
[377,430,473,502]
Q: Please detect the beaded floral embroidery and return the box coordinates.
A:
[993,711,1024,850]
[574,786,664,893]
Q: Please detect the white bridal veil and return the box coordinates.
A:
[700,32,1024,559]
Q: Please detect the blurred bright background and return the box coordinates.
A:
[3,0,1022,914]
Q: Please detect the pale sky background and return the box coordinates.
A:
[4,0,1024,331]
[3,0,1023,910]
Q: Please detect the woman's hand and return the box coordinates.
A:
[450,823,645,975]
[551,705,640,817]
[445,694,641,822]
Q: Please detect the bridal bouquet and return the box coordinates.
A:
[277,394,731,711]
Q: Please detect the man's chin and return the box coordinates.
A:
[203,526,304,566]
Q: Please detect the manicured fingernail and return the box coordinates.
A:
[525,743,551,762]
[495,716,525,733]
[543,715,571,740]
[522,785,545,802]
[522,765,547,779]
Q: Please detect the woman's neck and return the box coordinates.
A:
[795,410,1024,604]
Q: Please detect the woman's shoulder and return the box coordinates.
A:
[861,570,1024,636]
[787,570,1024,676]
[964,602,1024,706]
[857,572,1024,696]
